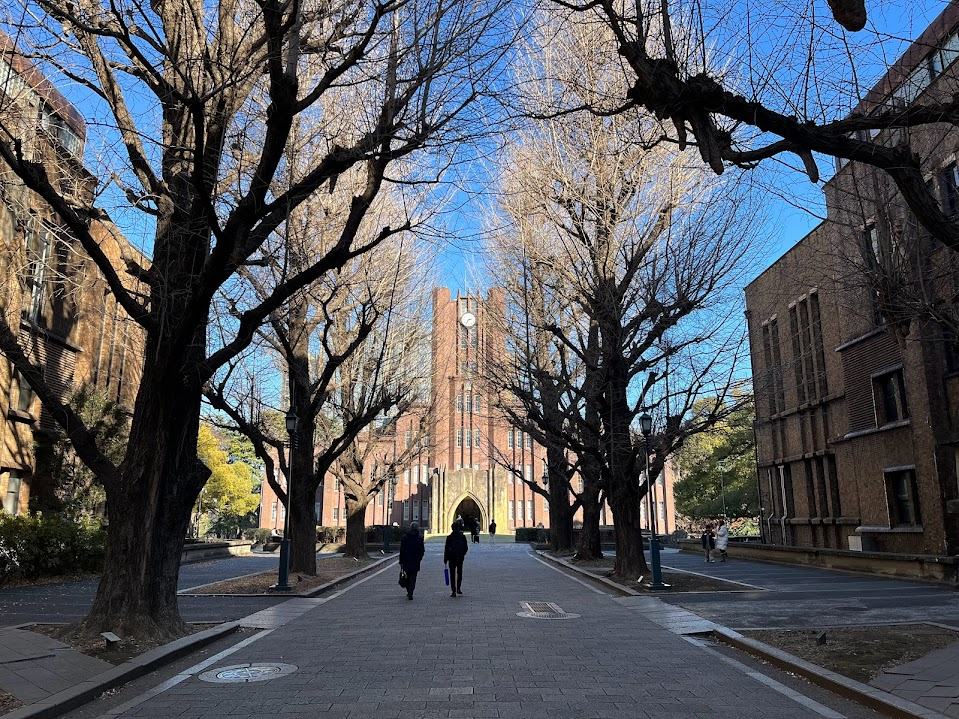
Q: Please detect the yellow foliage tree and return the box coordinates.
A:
[195,424,259,536]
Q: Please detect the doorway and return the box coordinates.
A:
[451,496,484,534]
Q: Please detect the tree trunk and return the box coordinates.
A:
[71,346,207,642]
[576,489,603,560]
[289,420,318,575]
[344,495,369,559]
[549,493,574,552]
[608,490,649,579]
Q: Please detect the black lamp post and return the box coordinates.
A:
[541,463,549,487]
[272,408,298,592]
[640,412,667,590]
[384,465,398,552]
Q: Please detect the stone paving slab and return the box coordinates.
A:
[92,543,859,719]
[870,639,959,716]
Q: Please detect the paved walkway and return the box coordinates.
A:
[659,547,959,717]
[75,543,873,719]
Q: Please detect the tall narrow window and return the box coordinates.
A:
[886,469,920,526]
[456,429,463,448]
[4,471,22,515]
[508,500,514,520]
[941,163,959,216]
[508,430,514,448]
[14,371,33,414]
[24,227,52,324]
[525,433,532,449]
[789,305,805,404]
[770,319,785,411]
[810,293,828,396]
[456,395,463,412]
[873,369,908,425]
[474,430,481,448]
[465,395,472,413]
[465,430,472,448]
[474,396,481,414]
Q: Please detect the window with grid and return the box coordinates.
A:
[456,395,463,412]
[403,501,410,520]
[508,500,514,520]
[456,429,462,448]
[526,499,533,520]
[474,430,480,448]
[508,430,514,448]
[474,396,481,413]
[13,371,33,414]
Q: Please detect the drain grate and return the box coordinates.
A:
[517,601,579,620]
[199,663,298,683]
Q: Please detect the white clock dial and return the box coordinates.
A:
[461,311,476,328]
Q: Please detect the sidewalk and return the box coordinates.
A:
[657,547,959,717]
[64,542,880,719]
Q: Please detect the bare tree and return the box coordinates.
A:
[564,0,959,251]
[492,6,758,578]
[0,0,510,640]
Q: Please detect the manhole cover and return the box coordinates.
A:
[198,663,298,683]
[516,601,579,620]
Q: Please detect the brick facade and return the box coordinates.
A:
[747,4,959,555]
[261,287,678,536]
[0,33,145,515]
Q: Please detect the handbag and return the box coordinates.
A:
[444,567,450,586]
[399,569,408,588]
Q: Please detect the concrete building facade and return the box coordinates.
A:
[747,4,959,555]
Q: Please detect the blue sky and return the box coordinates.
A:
[437,1,952,293]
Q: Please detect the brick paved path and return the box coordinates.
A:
[99,543,852,719]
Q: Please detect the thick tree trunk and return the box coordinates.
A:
[608,491,649,579]
[549,492,574,552]
[72,345,207,642]
[576,489,604,560]
[344,496,369,559]
[289,420,318,575]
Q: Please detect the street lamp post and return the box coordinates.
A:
[272,408,298,592]
[640,412,667,591]
[384,465,398,552]
[717,460,728,519]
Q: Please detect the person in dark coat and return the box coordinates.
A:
[700,524,716,563]
[470,516,480,543]
[399,522,425,600]
[488,520,497,544]
[444,521,469,597]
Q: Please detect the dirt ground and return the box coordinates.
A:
[0,690,21,714]
[187,556,375,595]
[31,623,220,665]
[742,624,959,684]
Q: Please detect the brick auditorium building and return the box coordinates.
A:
[259,287,678,537]
[747,4,959,555]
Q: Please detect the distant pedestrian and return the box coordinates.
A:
[471,517,480,543]
[716,520,729,562]
[399,522,425,600]
[444,521,469,597]
[701,524,715,563]
[456,514,464,531]
[488,520,497,544]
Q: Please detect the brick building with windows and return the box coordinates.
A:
[747,4,959,555]
[260,287,678,537]
[0,32,145,515]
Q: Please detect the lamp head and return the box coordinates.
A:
[639,412,652,437]
[541,465,549,486]
[285,408,298,434]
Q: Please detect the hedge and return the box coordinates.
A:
[0,513,106,584]
[515,527,549,543]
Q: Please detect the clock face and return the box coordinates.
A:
[461,311,476,328]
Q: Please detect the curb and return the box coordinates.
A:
[536,551,639,596]
[176,554,397,598]
[539,551,948,718]
[4,622,241,719]
[713,627,948,719]
[302,554,397,597]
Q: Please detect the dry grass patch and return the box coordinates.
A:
[742,624,959,684]
[189,557,376,595]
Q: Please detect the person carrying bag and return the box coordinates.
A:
[399,522,425,600]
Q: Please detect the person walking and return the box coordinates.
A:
[471,517,480,543]
[488,520,497,544]
[399,522,425,600]
[701,524,715,562]
[444,521,469,597]
[716,519,729,562]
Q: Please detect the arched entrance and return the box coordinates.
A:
[451,495,485,534]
